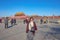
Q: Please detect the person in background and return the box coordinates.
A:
[4,17,8,29]
[24,18,29,24]
[40,18,43,24]
[26,17,37,40]
[46,17,48,24]
[14,18,16,25]
[24,19,26,24]
[0,18,2,23]
[11,18,14,26]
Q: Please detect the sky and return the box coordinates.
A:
[0,0,60,17]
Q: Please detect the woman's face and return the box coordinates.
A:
[31,18,33,21]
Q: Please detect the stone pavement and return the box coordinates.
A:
[0,22,60,40]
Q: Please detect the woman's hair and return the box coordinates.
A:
[29,17,34,22]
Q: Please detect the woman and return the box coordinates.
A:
[26,17,37,40]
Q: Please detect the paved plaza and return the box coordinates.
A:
[0,19,60,40]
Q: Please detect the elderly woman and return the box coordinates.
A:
[26,17,37,40]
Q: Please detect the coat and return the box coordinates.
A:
[4,19,8,24]
[0,19,2,23]
[26,22,37,35]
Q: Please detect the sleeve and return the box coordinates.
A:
[34,22,37,30]
[26,23,29,33]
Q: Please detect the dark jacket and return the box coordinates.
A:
[26,22,37,35]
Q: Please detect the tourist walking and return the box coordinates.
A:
[40,18,43,24]
[4,17,8,29]
[11,18,14,26]
[14,18,16,25]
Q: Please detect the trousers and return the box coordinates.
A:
[27,31,34,40]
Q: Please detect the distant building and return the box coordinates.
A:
[10,12,28,19]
